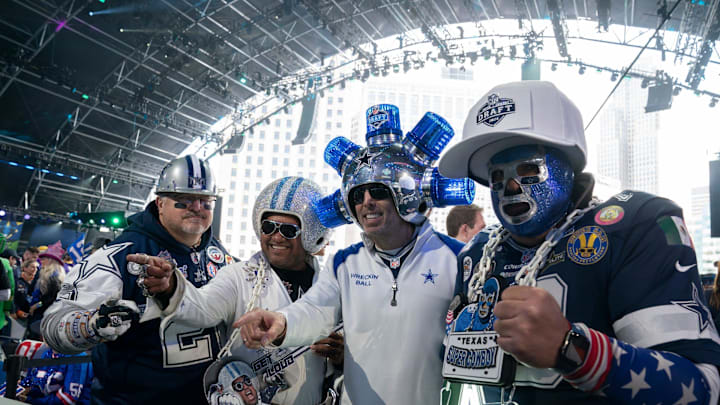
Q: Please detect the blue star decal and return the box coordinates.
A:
[671,283,712,333]
[421,269,439,284]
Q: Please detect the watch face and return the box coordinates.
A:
[556,330,590,374]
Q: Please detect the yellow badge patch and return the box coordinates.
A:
[567,226,609,265]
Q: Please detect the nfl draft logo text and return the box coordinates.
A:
[367,108,389,129]
[476,94,516,127]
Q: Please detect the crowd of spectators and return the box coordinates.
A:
[0,238,101,403]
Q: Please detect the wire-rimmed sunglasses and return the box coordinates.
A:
[349,184,392,206]
[261,219,302,239]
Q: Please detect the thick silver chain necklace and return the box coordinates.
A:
[468,198,600,302]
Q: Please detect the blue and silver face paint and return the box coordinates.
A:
[489,145,574,237]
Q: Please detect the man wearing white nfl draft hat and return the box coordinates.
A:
[437,81,720,405]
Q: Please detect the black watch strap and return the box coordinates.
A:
[554,323,590,375]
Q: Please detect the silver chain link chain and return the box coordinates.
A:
[217,257,267,359]
[468,198,600,300]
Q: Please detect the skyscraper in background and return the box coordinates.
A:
[214,92,362,262]
[594,78,660,194]
[689,186,720,274]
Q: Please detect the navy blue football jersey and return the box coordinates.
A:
[451,190,720,403]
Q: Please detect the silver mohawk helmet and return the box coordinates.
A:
[252,177,332,254]
[156,154,218,196]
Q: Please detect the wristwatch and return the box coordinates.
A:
[554,324,590,375]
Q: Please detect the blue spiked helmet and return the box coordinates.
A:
[314,104,476,228]
[253,177,332,254]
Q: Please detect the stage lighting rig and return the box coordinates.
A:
[547,0,570,58]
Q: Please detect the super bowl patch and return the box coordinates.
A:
[594,205,624,226]
[476,94,515,127]
[190,251,200,264]
[207,246,224,264]
[207,262,218,278]
[462,256,473,282]
[567,226,609,265]
[225,254,234,265]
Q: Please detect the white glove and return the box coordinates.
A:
[209,391,244,405]
[89,299,140,341]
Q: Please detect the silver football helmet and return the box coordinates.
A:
[253,177,332,254]
[156,154,217,196]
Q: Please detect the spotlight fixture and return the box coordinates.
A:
[610,72,618,81]
[711,98,718,108]
[578,65,586,75]
[551,63,558,71]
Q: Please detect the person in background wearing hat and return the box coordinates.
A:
[41,155,233,404]
[26,241,66,340]
[437,81,720,404]
[140,177,341,405]
[1,247,21,281]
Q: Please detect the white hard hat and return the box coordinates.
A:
[438,81,587,185]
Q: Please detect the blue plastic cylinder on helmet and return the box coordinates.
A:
[365,104,402,144]
[429,168,476,206]
[403,112,454,165]
[324,136,361,176]
[313,189,353,228]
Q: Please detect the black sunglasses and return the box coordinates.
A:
[168,195,215,210]
[261,219,302,239]
[349,185,392,206]
[232,375,252,391]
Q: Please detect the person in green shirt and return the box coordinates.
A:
[0,235,16,332]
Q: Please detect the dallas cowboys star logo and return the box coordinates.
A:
[671,283,712,333]
[421,269,438,284]
[354,148,378,170]
[78,242,134,280]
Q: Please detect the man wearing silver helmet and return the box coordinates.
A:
[235,107,476,405]
[138,176,343,405]
[438,81,720,404]
[41,154,233,404]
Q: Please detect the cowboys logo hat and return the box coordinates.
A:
[438,81,587,186]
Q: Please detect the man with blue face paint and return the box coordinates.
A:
[438,81,720,404]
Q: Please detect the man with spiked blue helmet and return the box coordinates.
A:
[234,105,476,405]
[41,154,234,404]
[438,81,720,405]
[136,176,342,405]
